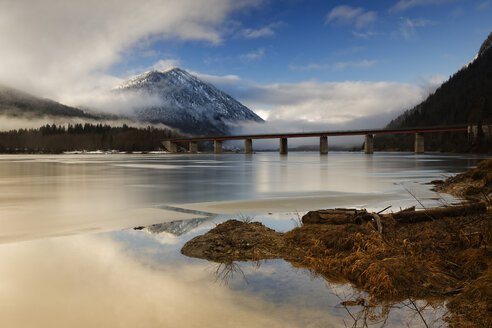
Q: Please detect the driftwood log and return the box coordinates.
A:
[302,208,384,233]
[390,202,486,223]
[302,208,369,225]
[302,203,487,228]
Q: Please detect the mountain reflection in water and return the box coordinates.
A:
[0,152,487,327]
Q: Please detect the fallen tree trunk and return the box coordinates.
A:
[302,203,487,227]
[389,203,486,224]
[302,208,368,225]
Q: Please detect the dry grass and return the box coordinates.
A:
[283,213,491,327]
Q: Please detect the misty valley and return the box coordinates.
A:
[0,2,491,327]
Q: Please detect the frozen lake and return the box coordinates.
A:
[0,152,486,327]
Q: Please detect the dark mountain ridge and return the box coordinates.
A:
[0,84,94,119]
[378,32,492,153]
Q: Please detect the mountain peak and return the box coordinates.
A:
[116,67,263,136]
[118,67,199,90]
[478,31,492,58]
[147,67,188,76]
[460,31,491,71]
[163,67,186,73]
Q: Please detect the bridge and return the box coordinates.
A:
[162,125,473,155]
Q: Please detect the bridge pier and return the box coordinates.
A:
[414,133,424,154]
[364,135,374,154]
[189,141,198,153]
[164,126,467,155]
[468,124,492,141]
[320,136,328,154]
[162,140,177,153]
[214,140,223,154]
[280,138,288,155]
[244,139,253,154]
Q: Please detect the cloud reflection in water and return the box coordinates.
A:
[0,233,343,328]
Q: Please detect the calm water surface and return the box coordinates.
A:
[0,152,486,327]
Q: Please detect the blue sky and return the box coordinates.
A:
[0,0,491,133]
[113,0,492,84]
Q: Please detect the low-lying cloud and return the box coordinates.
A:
[0,0,261,104]
[0,114,177,133]
[197,72,439,124]
[195,72,444,148]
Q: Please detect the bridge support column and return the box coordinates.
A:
[244,139,253,154]
[320,136,328,154]
[280,138,288,155]
[414,133,424,154]
[162,141,178,153]
[189,141,198,153]
[214,140,223,154]
[364,135,374,154]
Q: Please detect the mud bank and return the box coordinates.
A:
[182,158,492,327]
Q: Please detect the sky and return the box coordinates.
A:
[0,0,491,132]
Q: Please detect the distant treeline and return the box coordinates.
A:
[374,130,491,154]
[0,123,181,153]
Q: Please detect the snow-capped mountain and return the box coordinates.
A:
[116,68,263,136]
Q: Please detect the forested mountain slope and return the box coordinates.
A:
[377,32,492,153]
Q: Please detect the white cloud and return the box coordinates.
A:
[289,60,376,71]
[289,63,331,71]
[239,48,265,61]
[393,18,434,39]
[248,81,423,124]
[413,74,447,95]
[196,73,433,128]
[0,0,262,105]
[326,6,377,29]
[194,72,243,85]
[153,59,181,71]
[238,22,284,39]
[390,0,453,13]
[477,1,490,10]
[332,46,366,56]
[332,60,377,71]
[0,234,334,327]
[352,31,377,39]
[221,76,436,148]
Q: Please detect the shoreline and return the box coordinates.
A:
[0,150,490,155]
[181,158,492,327]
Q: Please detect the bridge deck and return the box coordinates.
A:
[168,125,468,143]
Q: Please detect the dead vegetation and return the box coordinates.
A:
[285,209,491,327]
[181,158,492,327]
[181,219,286,262]
[434,158,492,202]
